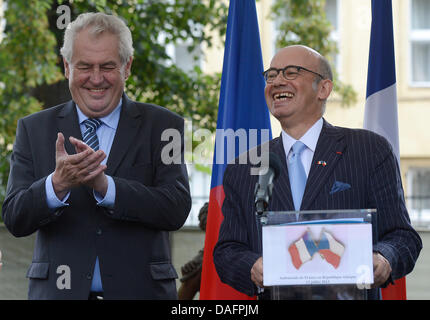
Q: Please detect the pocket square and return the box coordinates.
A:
[330,181,351,195]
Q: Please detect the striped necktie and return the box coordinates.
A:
[288,141,307,211]
[83,118,103,292]
[82,118,102,151]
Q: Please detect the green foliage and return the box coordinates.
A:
[270,0,357,107]
[0,0,228,215]
[0,0,63,207]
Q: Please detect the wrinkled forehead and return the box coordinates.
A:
[72,28,121,63]
[270,46,320,70]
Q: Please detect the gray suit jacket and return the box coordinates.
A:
[213,120,422,299]
[2,94,191,299]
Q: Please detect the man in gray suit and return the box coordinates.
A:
[213,45,422,299]
[2,12,191,299]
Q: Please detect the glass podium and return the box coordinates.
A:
[258,209,377,300]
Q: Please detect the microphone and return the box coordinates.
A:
[254,152,282,215]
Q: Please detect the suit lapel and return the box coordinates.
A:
[106,95,142,176]
[269,135,295,211]
[301,120,346,210]
[57,100,83,155]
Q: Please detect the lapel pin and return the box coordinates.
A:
[317,161,327,166]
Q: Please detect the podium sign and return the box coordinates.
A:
[259,209,376,300]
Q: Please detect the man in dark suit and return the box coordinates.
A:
[2,12,191,299]
[213,45,422,299]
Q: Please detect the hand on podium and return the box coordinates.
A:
[372,252,392,288]
[251,257,263,288]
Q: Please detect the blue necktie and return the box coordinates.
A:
[91,258,103,292]
[288,141,307,211]
[83,118,102,151]
[82,118,103,292]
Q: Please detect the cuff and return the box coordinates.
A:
[94,175,116,208]
[45,173,70,209]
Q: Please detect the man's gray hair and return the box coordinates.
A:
[318,55,333,81]
[60,12,134,65]
[313,54,333,115]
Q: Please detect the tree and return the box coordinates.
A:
[0,0,228,213]
[270,0,357,107]
[0,0,63,205]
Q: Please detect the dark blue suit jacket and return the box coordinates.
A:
[213,120,422,298]
[2,94,191,299]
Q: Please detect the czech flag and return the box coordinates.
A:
[318,230,345,269]
[199,0,272,299]
[364,0,406,300]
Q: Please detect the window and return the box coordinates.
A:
[164,40,202,72]
[325,0,339,31]
[406,167,430,225]
[0,0,5,43]
[325,0,340,72]
[174,41,202,73]
[410,0,430,85]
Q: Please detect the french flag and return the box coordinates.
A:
[364,0,406,300]
[364,0,399,163]
[288,232,316,269]
[317,230,345,269]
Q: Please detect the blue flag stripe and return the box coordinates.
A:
[366,0,396,98]
[210,0,272,189]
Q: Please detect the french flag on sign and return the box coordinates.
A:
[288,232,318,269]
[318,231,345,269]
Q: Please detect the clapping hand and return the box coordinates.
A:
[52,133,108,199]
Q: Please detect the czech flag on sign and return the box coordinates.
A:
[318,231,345,269]
[199,0,272,300]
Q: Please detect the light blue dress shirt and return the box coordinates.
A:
[45,99,122,292]
[281,117,323,177]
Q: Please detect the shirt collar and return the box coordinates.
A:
[76,98,122,130]
[282,118,323,155]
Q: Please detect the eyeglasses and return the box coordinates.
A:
[263,65,324,83]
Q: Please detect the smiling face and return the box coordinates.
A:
[64,28,132,118]
[264,46,332,138]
